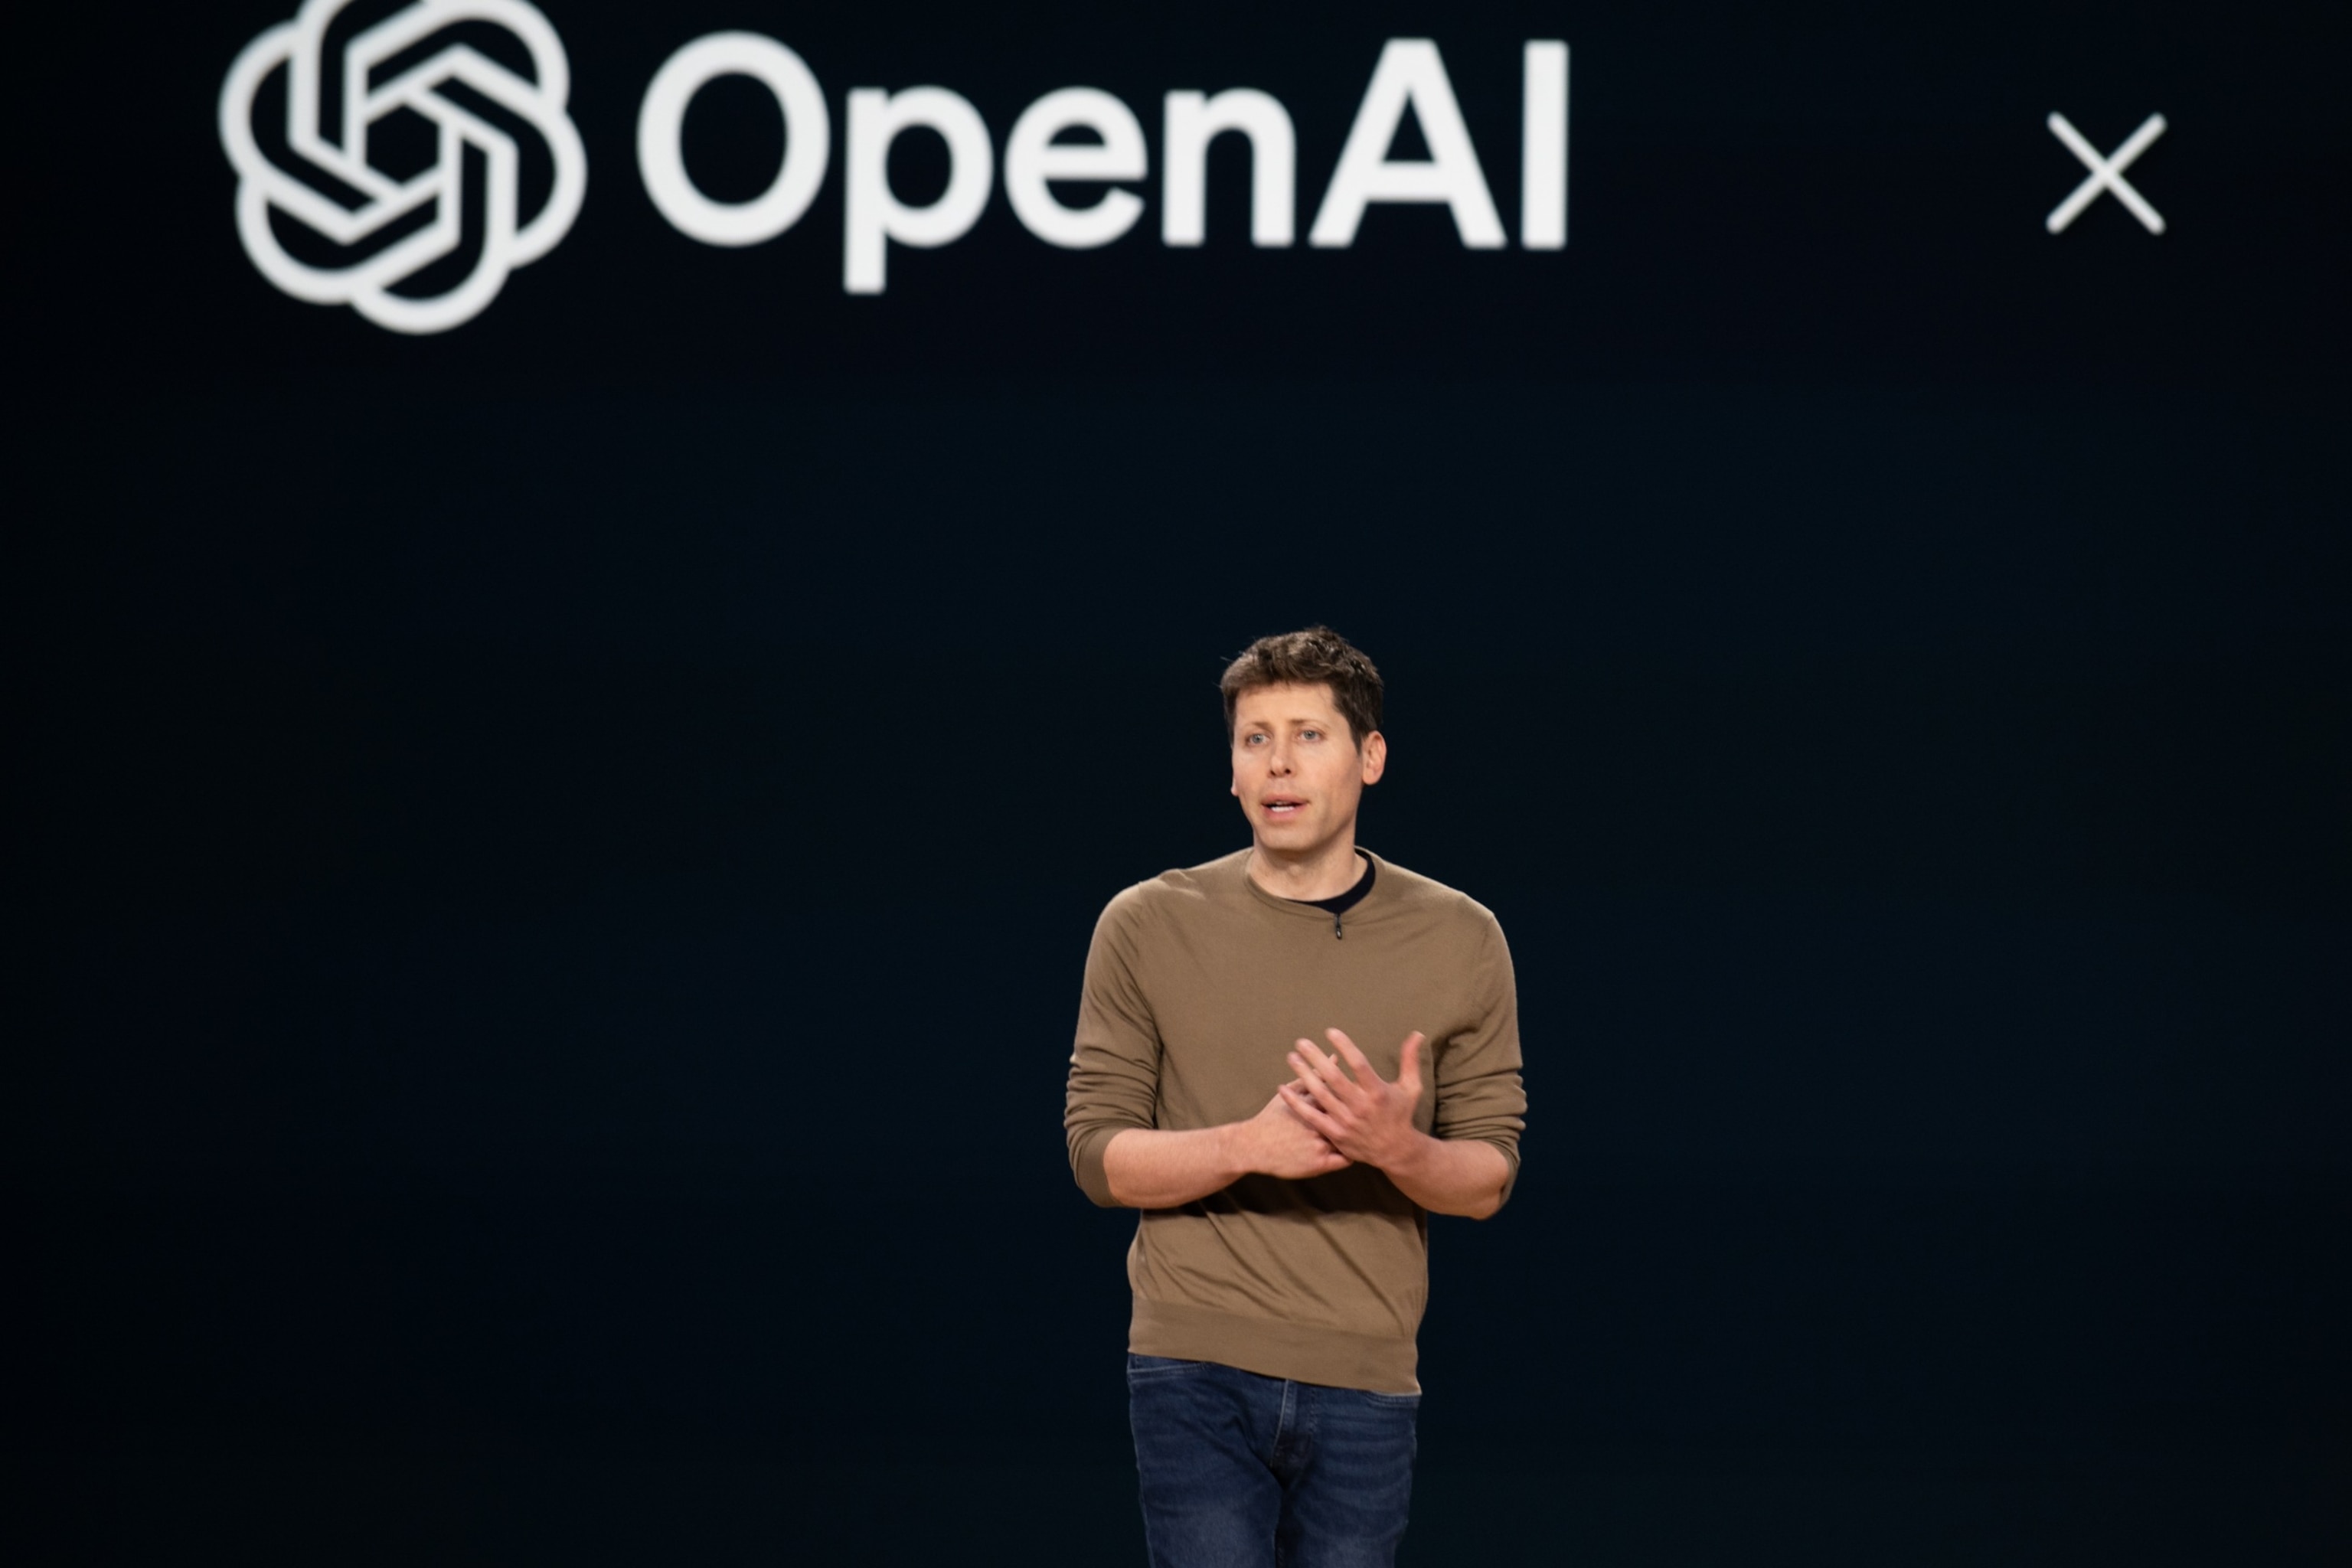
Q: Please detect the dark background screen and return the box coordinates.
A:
[8,1,2348,1560]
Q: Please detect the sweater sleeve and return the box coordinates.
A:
[1432,912,1528,1207]
[1063,887,1164,1207]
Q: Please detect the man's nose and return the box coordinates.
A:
[1266,742,1292,774]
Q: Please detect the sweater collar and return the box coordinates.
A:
[1238,848,1389,923]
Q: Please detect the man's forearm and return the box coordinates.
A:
[1102,1125,1247,1208]
[1108,1120,1508,1217]
[1104,1092,1353,1205]
[1380,1134,1511,1219]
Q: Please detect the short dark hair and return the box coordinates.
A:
[1220,626,1384,747]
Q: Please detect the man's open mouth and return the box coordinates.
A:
[1263,798,1305,815]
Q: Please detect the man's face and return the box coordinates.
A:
[1229,682,1387,857]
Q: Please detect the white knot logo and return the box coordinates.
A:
[218,0,586,334]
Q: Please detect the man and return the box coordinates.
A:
[1064,626,1527,1568]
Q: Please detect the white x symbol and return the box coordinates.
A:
[2046,113,2167,234]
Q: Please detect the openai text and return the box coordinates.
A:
[639,34,1571,292]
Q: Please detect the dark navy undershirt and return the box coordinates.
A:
[1287,853,1375,917]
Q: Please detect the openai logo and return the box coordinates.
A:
[218,0,586,334]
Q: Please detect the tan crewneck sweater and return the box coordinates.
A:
[1064,848,1526,1393]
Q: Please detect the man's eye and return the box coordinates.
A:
[1301,729,1321,741]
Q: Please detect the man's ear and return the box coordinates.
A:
[1360,730,1387,786]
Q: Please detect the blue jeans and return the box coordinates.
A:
[1127,1354,1419,1568]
